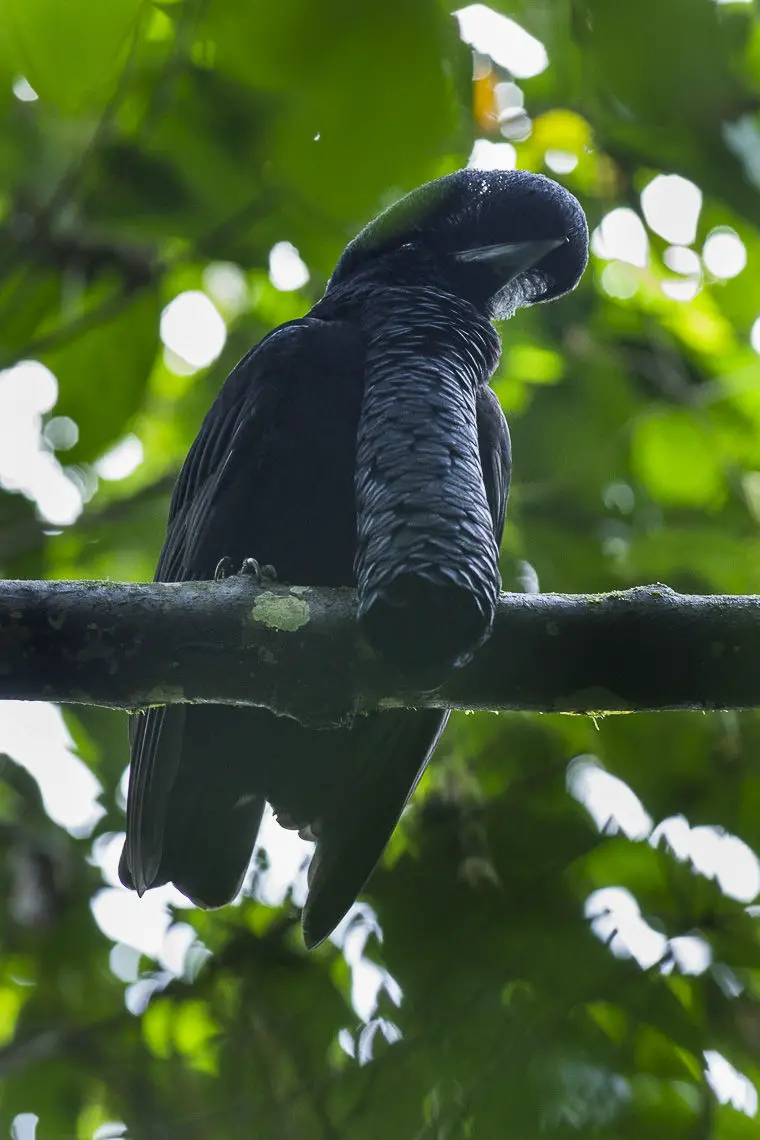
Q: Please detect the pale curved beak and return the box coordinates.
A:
[454,236,567,280]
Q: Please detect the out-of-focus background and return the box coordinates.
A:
[1,0,760,1135]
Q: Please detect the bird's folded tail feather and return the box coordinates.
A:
[295,708,449,948]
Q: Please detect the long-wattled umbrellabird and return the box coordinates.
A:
[119,169,589,948]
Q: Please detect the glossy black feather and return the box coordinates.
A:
[355,288,502,668]
[119,168,588,947]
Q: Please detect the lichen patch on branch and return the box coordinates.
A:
[251,591,310,633]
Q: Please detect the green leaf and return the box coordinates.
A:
[576,0,739,127]
[43,288,160,464]
[202,0,462,227]
[1,0,145,112]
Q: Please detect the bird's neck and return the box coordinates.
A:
[316,280,501,385]
[363,285,501,387]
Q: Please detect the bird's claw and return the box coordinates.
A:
[239,558,278,584]
[214,556,278,584]
[214,556,234,581]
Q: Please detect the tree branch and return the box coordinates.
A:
[0,579,757,722]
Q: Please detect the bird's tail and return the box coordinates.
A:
[120,704,447,948]
[292,708,449,948]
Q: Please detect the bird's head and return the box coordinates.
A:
[327,168,588,319]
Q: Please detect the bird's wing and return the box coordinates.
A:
[154,321,308,582]
[477,384,511,544]
[121,317,364,899]
[163,322,306,518]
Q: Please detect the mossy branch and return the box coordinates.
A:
[0,579,757,725]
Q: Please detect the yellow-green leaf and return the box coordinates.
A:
[2,0,144,113]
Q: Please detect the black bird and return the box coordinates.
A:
[119,168,588,948]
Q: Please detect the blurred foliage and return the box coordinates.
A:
[1,0,760,1136]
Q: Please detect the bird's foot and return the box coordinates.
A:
[239,558,277,585]
[214,557,278,584]
[214,556,234,581]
